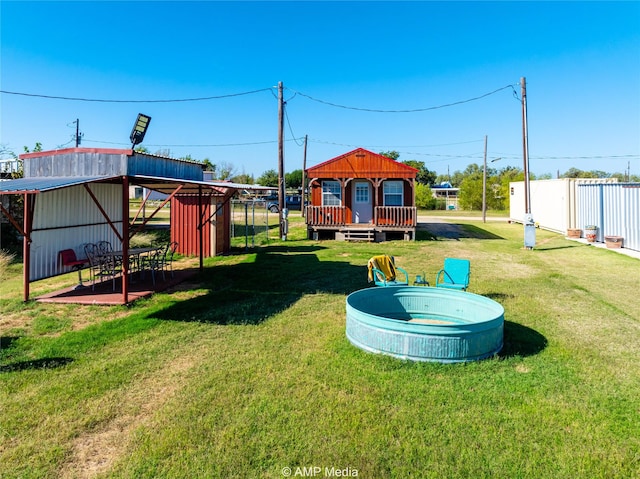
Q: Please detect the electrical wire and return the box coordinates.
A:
[308,138,484,149]
[286,84,519,113]
[83,138,301,148]
[284,105,304,147]
[0,88,273,103]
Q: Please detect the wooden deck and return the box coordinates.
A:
[35,268,198,305]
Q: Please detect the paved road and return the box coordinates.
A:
[417,216,508,240]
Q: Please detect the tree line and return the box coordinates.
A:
[3,144,637,212]
[247,150,638,211]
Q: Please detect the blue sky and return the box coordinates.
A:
[1,1,639,179]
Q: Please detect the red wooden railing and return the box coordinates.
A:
[374,206,417,227]
[306,206,346,226]
[306,205,416,227]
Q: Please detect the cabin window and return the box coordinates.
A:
[383,181,403,206]
[322,181,341,206]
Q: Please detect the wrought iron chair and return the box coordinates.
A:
[97,240,122,266]
[84,242,121,291]
[367,255,409,287]
[141,243,168,285]
[165,241,179,278]
[435,258,470,291]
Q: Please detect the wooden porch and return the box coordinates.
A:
[306,205,416,242]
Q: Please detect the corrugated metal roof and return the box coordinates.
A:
[130,175,264,196]
[0,176,119,194]
[0,175,267,196]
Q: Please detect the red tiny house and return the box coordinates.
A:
[305,148,418,241]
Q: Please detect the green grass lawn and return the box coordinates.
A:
[0,219,639,478]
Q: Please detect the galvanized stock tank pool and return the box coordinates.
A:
[346,287,504,363]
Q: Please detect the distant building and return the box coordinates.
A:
[431,182,460,210]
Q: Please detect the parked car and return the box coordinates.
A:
[266,195,305,213]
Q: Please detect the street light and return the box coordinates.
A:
[482,157,502,223]
[129,113,152,149]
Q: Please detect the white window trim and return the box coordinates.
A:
[383,181,404,206]
[322,180,341,206]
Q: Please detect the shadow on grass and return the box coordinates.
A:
[0,357,73,373]
[151,244,366,326]
[533,244,582,251]
[484,292,516,302]
[0,336,20,349]
[499,321,547,359]
[418,223,503,241]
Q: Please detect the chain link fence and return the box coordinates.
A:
[231,199,279,248]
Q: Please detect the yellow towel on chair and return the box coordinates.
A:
[367,255,397,282]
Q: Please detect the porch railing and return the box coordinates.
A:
[306,206,346,226]
[306,205,416,228]
[374,206,417,227]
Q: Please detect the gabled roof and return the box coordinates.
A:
[306,148,418,178]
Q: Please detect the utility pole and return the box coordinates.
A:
[277,81,286,240]
[482,135,488,223]
[521,76,535,249]
[521,77,531,215]
[301,134,308,218]
[72,119,83,147]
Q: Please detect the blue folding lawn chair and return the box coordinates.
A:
[435,258,470,291]
[367,255,409,287]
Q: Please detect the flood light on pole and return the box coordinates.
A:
[130,113,151,148]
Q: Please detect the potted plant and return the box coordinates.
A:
[584,225,598,243]
[567,228,582,238]
[604,235,623,249]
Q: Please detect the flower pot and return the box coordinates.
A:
[567,228,582,238]
[584,227,598,243]
[604,236,623,249]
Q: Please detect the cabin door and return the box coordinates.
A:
[352,181,372,224]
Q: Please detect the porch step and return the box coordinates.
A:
[337,229,375,242]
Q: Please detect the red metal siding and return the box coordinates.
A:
[171,196,232,257]
[171,196,211,257]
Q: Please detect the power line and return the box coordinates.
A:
[83,138,300,148]
[1,82,517,110]
[284,104,304,147]
[286,84,518,113]
[0,88,273,103]
[308,138,485,149]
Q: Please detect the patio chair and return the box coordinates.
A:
[97,240,122,266]
[141,243,176,285]
[367,255,409,287]
[84,242,121,291]
[165,241,179,278]
[58,248,87,288]
[435,258,470,291]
